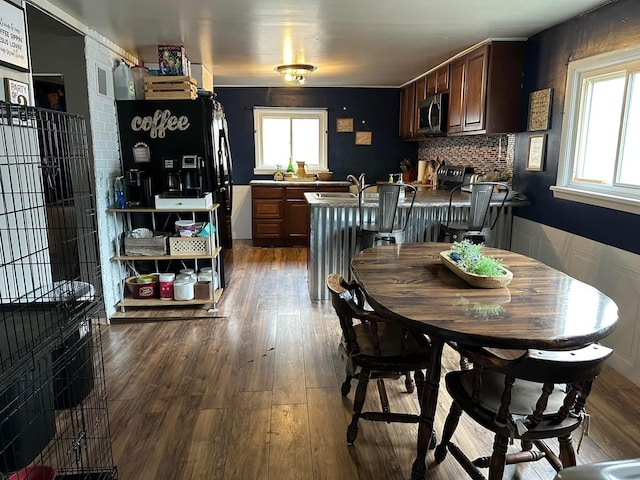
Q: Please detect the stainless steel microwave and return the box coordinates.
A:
[418,93,448,136]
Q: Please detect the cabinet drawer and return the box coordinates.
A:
[253,220,283,236]
[252,186,284,199]
[286,187,314,200]
[253,200,283,218]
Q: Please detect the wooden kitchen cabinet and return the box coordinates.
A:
[413,76,427,138]
[426,65,449,96]
[252,185,285,246]
[447,41,524,135]
[399,82,416,139]
[252,183,349,247]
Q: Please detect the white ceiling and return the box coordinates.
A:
[31,0,609,87]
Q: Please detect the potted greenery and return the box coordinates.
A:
[440,240,513,288]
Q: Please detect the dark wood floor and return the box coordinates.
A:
[102,240,640,479]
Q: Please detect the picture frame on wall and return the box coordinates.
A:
[526,134,546,171]
[0,0,29,72]
[527,88,553,131]
[336,118,354,132]
[355,131,372,145]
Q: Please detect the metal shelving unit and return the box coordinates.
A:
[109,204,223,313]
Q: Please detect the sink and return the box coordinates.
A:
[313,192,357,199]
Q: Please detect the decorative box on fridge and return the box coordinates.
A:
[158,44,186,76]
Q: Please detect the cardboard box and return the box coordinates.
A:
[191,64,214,92]
[194,281,213,300]
[158,44,186,76]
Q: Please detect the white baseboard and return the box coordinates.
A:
[512,217,640,387]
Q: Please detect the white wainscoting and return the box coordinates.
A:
[231,185,252,240]
[512,217,640,387]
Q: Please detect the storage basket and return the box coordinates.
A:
[168,236,212,255]
[124,232,168,256]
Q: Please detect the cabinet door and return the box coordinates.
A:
[448,59,465,133]
[399,82,416,138]
[414,77,427,136]
[285,200,309,246]
[426,72,437,96]
[436,65,449,92]
[462,46,488,132]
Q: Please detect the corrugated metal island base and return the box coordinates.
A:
[305,189,527,301]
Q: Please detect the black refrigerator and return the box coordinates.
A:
[116,94,233,287]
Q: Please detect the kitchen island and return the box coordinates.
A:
[305,188,528,300]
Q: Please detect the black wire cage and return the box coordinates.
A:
[0,101,116,479]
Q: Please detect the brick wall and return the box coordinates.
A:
[83,30,138,319]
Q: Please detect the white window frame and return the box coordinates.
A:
[253,107,328,175]
[552,44,640,215]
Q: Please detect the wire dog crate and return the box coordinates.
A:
[0,101,116,479]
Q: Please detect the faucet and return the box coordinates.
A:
[347,173,366,191]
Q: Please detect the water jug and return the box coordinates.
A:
[130,65,149,100]
[114,60,135,100]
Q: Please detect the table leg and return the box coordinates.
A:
[411,337,444,480]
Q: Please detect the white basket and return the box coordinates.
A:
[168,236,213,255]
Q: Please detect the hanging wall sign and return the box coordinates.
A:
[0,0,29,72]
[4,77,28,104]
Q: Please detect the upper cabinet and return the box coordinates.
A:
[448,41,524,135]
[426,65,449,96]
[413,76,427,138]
[399,81,416,139]
[399,40,524,139]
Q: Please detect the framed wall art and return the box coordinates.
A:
[526,134,546,171]
[527,88,553,131]
[336,118,353,132]
[355,131,372,145]
[4,78,28,105]
[0,0,29,72]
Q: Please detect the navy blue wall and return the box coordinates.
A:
[513,0,640,254]
[215,87,418,185]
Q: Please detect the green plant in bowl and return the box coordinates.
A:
[449,240,506,276]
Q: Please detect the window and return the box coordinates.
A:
[253,107,328,174]
[552,45,640,215]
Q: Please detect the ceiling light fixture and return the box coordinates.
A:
[275,64,317,86]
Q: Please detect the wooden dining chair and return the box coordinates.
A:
[434,343,613,480]
[327,273,434,446]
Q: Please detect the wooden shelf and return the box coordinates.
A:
[108,205,219,214]
[116,288,223,308]
[114,246,222,261]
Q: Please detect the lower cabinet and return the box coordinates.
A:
[252,183,348,247]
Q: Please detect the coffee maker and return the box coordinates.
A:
[125,169,152,207]
[181,155,204,197]
[162,157,183,197]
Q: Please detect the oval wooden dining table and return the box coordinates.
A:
[350,242,618,480]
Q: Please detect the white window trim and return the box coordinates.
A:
[552,44,640,215]
[253,107,328,175]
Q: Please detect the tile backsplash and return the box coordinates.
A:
[418,134,514,178]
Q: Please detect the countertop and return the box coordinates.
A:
[250,180,351,187]
[304,188,529,208]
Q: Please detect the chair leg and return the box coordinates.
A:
[414,369,425,402]
[341,373,352,396]
[434,401,463,463]
[347,369,371,445]
[404,371,414,393]
[488,434,509,480]
[377,377,390,413]
[558,434,577,468]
